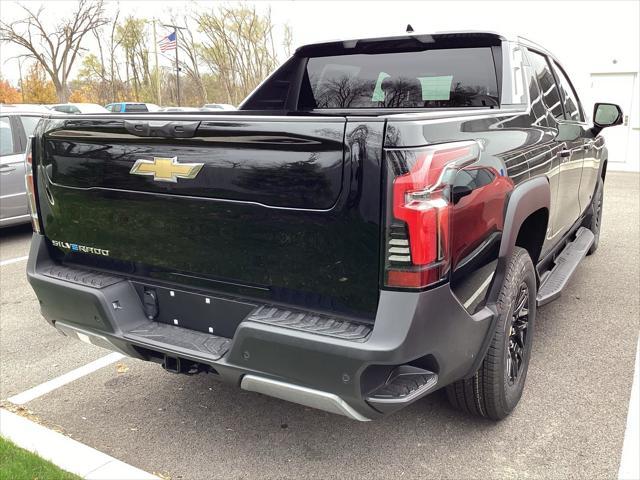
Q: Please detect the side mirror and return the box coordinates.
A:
[593,103,623,129]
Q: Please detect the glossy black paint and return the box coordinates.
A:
[44,119,346,209]
[37,117,384,319]
[33,33,609,322]
[27,32,622,419]
[380,48,604,309]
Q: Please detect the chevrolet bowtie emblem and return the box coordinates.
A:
[129,157,204,183]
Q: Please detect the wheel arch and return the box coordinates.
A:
[463,177,550,379]
[490,176,551,302]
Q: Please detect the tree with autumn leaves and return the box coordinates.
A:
[0,77,21,103]
[0,64,57,104]
[1,1,292,107]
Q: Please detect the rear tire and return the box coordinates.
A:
[446,247,536,420]
[587,178,604,255]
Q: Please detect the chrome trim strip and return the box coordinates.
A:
[240,375,370,421]
[43,172,339,213]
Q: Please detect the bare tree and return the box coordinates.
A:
[174,13,208,105]
[0,0,108,102]
[197,5,283,104]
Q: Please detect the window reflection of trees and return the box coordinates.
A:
[312,75,497,108]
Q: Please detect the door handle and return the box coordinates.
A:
[0,164,16,174]
[559,149,571,158]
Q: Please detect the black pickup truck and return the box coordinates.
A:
[26,32,623,421]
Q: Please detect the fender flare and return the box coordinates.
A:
[487,176,550,304]
[463,176,550,378]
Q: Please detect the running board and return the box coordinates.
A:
[537,227,594,307]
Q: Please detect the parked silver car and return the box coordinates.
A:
[0,105,50,227]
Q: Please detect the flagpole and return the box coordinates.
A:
[175,27,180,106]
[152,19,161,106]
[162,23,187,106]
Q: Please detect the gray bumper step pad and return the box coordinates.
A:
[247,305,372,342]
[125,322,231,360]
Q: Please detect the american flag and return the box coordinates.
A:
[158,31,177,52]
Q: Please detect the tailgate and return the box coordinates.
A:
[36,116,383,318]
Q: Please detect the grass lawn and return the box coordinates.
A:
[0,436,81,480]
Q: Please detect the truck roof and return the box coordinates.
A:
[295,30,554,59]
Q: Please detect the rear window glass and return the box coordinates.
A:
[126,104,148,112]
[302,47,499,109]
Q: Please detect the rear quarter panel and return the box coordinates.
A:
[385,104,561,311]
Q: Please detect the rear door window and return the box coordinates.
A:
[302,47,499,109]
[527,50,563,119]
[552,62,584,121]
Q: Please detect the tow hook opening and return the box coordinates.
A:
[162,354,209,375]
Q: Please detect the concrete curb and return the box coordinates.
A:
[0,408,159,480]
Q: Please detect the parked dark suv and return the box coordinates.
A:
[26,32,623,421]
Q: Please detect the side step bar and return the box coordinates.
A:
[537,227,594,307]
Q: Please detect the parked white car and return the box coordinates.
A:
[50,103,109,114]
[201,103,236,111]
[159,106,201,112]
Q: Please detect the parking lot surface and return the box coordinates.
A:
[1,172,638,479]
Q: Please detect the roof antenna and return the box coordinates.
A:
[406,24,414,33]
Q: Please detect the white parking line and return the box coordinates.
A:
[0,255,29,267]
[618,337,640,480]
[0,408,159,479]
[7,352,125,405]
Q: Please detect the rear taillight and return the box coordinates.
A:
[384,141,480,289]
[24,136,40,233]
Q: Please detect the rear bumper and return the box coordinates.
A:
[27,233,494,420]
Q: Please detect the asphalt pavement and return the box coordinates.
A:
[1,172,638,480]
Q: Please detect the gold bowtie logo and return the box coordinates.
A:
[129,157,204,183]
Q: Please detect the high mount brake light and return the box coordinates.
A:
[24,136,40,233]
[384,141,480,289]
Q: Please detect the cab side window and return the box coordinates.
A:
[552,63,584,122]
[527,50,564,120]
